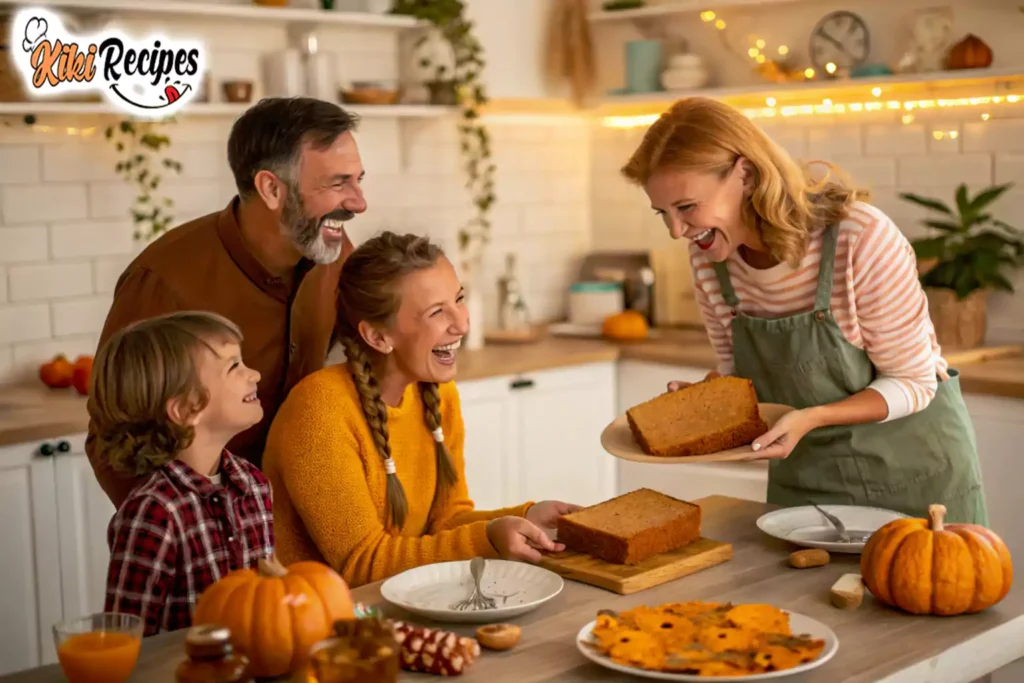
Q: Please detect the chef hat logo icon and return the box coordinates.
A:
[22,17,48,53]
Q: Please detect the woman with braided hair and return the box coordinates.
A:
[262,231,580,587]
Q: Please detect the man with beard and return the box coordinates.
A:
[86,97,366,508]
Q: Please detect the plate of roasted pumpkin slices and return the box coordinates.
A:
[576,601,838,680]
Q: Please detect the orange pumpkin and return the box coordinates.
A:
[946,34,993,70]
[39,354,74,388]
[192,556,355,678]
[860,504,1012,616]
[72,355,93,396]
[602,310,650,341]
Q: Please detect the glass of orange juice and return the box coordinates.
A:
[53,612,144,683]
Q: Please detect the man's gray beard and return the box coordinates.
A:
[280,186,344,265]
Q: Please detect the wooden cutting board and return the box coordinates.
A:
[538,537,733,595]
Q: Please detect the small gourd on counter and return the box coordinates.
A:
[192,556,355,679]
[860,504,1013,616]
[946,34,993,69]
[601,310,650,341]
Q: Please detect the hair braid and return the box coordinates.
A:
[419,382,459,514]
[341,336,408,530]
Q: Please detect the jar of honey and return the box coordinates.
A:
[310,619,399,683]
[175,625,252,683]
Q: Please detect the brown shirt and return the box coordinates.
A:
[87,198,354,508]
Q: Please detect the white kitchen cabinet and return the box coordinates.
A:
[963,393,1024,559]
[457,376,519,511]
[0,433,114,676]
[615,360,769,504]
[458,361,618,510]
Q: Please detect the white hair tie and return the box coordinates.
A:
[384,458,397,475]
[432,427,444,443]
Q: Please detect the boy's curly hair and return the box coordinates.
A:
[87,311,244,476]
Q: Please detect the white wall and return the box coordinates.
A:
[589,0,1024,344]
[0,10,591,384]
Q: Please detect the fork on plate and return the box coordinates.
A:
[450,557,497,611]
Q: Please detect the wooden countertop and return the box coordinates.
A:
[5,495,1022,683]
[1,330,1021,448]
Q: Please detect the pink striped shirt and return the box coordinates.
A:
[689,202,948,422]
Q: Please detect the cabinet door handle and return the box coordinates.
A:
[510,378,534,390]
[39,442,55,456]
[57,440,71,453]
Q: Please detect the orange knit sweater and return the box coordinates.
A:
[263,364,533,587]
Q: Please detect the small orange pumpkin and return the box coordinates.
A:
[860,504,1012,616]
[192,556,355,678]
[602,310,650,341]
[946,34,993,70]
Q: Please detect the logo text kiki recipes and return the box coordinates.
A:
[12,9,206,118]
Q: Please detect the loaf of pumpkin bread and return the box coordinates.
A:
[556,488,701,565]
[626,375,768,458]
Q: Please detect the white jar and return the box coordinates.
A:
[568,281,624,326]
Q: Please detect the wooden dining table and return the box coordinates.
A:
[5,495,1023,683]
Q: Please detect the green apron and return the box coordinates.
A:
[712,224,988,524]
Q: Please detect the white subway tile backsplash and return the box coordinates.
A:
[0,225,48,263]
[807,126,863,158]
[927,124,962,154]
[87,181,135,220]
[50,221,133,259]
[92,256,132,294]
[174,143,229,180]
[0,146,41,184]
[865,124,927,156]
[2,184,89,224]
[42,143,119,182]
[963,119,1024,153]
[52,296,113,337]
[12,335,98,370]
[995,154,1024,184]
[834,157,896,188]
[897,154,992,187]
[9,262,93,302]
[0,303,50,344]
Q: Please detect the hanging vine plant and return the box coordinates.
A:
[390,0,496,264]
[104,120,183,242]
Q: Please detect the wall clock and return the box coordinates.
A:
[809,11,871,74]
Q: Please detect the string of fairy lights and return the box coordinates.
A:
[602,9,1022,128]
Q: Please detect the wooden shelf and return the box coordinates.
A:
[589,0,816,23]
[0,0,423,30]
[0,101,455,118]
[597,66,1024,113]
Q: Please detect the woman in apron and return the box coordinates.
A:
[620,97,987,524]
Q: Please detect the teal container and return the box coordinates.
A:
[625,39,663,93]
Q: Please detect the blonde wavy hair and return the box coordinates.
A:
[336,231,459,532]
[621,97,869,268]
[88,311,244,476]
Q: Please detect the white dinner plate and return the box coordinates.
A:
[379,559,563,624]
[756,505,909,554]
[576,610,839,681]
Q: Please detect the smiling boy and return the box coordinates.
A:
[89,311,274,636]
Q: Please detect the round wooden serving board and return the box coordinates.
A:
[600,403,794,464]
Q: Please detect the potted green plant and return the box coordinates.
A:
[105,119,183,243]
[900,183,1024,349]
[391,0,495,349]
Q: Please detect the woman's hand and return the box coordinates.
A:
[667,371,721,393]
[487,516,564,563]
[748,408,822,460]
[525,500,582,530]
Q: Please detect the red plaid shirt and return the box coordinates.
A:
[104,451,274,636]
